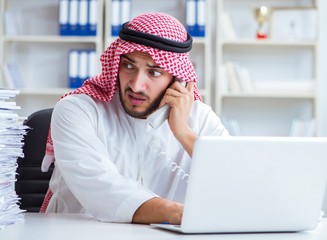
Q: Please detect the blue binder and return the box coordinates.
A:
[78,0,89,36]
[111,0,120,36]
[78,50,89,85]
[88,0,97,36]
[87,50,97,78]
[196,0,206,37]
[186,0,197,36]
[59,0,70,36]
[68,0,79,35]
[68,49,80,88]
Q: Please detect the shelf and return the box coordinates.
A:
[215,0,320,136]
[219,92,316,99]
[221,39,318,47]
[18,88,72,96]
[3,35,100,43]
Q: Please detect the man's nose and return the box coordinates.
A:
[129,72,147,92]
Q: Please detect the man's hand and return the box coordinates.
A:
[132,197,183,224]
[162,81,196,157]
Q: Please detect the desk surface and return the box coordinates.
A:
[1,213,327,240]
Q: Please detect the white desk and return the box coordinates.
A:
[1,213,327,240]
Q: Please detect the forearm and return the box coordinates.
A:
[132,197,184,224]
[173,126,196,158]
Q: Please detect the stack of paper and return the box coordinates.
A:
[0,89,27,230]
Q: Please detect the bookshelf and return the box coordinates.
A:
[104,0,213,105]
[215,0,321,136]
[0,0,104,117]
[0,0,213,116]
[1,0,322,136]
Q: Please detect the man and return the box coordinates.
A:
[40,13,229,224]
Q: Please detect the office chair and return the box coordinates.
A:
[15,108,54,212]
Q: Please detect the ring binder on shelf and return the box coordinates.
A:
[111,0,131,36]
[68,49,96,88]
[186,0,206,37]
[59,0,98,36]
[121,0,131,26]
[197,0,206,37]
[88,0,98,36]
[78,0,89,35]
[87,50,97,78]
[68,50,80,88]
[186,0,197,36]
[78,50,89,85]
[59,0,70,35]
[111,0,120,36]
[68,0,79,35]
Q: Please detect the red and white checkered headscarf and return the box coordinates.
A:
[40,12,201,212]
[67,12,201,101]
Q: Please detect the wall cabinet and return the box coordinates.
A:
[0,0,213,117]
[0,0,104,117]
[215,0,321,136]
[0,0,322,137]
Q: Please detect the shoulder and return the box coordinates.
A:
[53,94,103,124]
[56,94,96,109]
[53,93,122,124]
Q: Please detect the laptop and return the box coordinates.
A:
[151,136,327,233]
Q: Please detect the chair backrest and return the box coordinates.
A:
[15,108,54,212]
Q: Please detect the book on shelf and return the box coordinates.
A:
[59,0,98,36]
[111,0,131,36]
[3,10,21,36]
[224,62,254,94]
[225,62,241,93]
[1,63,24,89]
[289,118,316,137]
[186,0,206,37]
[0,89,27,230]
[218,65,228,94]
[68,49,97,88]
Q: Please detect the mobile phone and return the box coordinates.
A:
[147,81,186,129]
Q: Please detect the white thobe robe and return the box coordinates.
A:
[46,93,229,222]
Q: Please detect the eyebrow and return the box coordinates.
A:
[121,54,161,69]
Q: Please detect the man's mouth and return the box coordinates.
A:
[127,92,146,105]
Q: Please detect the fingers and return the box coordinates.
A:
[169,81,194,94]
[185,81,194,93]
[164,82,194,105]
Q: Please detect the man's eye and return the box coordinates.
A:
[150,70,161,77]
[125,63,133,69]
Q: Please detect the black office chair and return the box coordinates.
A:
[15,108,54,212]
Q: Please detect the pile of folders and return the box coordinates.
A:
[59,0,98,36]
